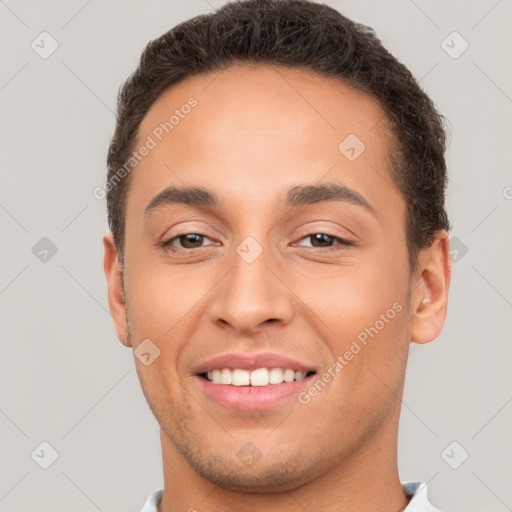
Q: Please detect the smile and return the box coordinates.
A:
[201,367,316,386]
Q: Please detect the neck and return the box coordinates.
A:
[157,411,409,512]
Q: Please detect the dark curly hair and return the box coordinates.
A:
[106,0,450,274]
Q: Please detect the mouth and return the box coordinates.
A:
[198,368,317,386]
[194,366,317,411]
[192,352,319,410]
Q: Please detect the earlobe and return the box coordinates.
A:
[410,230,452,344]
[103,233,131,347]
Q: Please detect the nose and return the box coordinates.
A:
[208,245,294,335]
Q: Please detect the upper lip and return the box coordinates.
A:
[192,352,317,374]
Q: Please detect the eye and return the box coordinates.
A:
[160,231,353,253]
[161,232,216,251]
[295,233,353,250]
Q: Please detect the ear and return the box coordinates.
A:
[103,232,130,347]
[410,230,452,344]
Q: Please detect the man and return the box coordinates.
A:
[103,1,451,510]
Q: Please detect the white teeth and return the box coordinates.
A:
[212,369,221,384]
[268,368,284,384]
[204,367,312,386]
[232,369,250,386]
[250,368,269,386]
[220,368,232,385]
[283,369,295,382]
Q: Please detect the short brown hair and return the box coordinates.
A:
[106,0,450,273]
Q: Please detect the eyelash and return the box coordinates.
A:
[160,232,353,253]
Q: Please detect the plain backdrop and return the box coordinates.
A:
[1,1,511,511]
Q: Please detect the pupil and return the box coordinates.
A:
[182,234,202,248]
[312,234,331,247]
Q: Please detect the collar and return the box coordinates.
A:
[139,481,441,511]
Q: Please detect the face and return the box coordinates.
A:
[104,64,450,491]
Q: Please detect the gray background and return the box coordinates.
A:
[1,0,511,511]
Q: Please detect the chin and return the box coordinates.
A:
[180,443,324,493]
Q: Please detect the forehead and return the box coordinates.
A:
[128,63,402,225]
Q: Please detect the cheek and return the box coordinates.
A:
[134,360,185,435]
[126,260,207,337]
[292,260,409,387]
[291,259,406,332]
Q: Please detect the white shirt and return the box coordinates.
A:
[139,481,441,511]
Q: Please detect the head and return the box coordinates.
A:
[104,0,451,491]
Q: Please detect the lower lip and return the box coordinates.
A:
[195,375,315,411]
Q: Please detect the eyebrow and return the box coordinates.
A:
[144,182,377,217]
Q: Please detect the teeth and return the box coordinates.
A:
[250,368,269,386]
[283,369,295,382]
[205,367,312,386]
[220,368,232,385]
[232,369,250,386]
[212,369,221,384]
[269,368,284,384]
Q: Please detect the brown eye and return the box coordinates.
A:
[176,234,204,249]
[310,233,335,248]
[162,233,214,251]
[297,233,352,249]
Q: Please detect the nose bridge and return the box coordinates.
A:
[209,236,293,332]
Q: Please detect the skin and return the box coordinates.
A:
[103,64,451,512]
